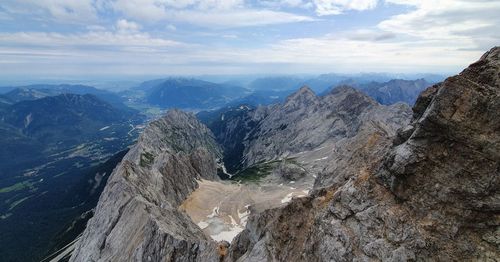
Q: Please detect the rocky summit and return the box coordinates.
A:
[71,47,499,262]
[70,110,222,261]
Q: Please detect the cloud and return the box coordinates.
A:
[343,29,395,41]
[1,0,316,28]
[258,0,314,9]
[167,9,315,28]
[0,30,181,49]
[0,0,99,23]
[0,25,482,77]
[110,0,316,27]
[380,0,500,49]
[0,0,497,77]
[115,19,141,32]
[222,34,238,39]
[313,0,378,15]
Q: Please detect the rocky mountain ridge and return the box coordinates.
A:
[71,47,499,261]
[227,46,500,261]
[70,110,221,261]
[203,84,411,175]
[354,78,430,105]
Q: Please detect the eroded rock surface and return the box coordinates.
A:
[73,47,499,262]
[70,110,221,262]
[227,47,500,261]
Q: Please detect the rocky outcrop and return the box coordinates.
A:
[73,47,499,262]
[227,47,500,261]
[356,78,430,105]
[242,85,411,170]
[206,85,412,172]
[70,110,222,261]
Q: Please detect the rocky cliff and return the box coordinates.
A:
[70,110,222,261]
[227,47,500,261]
[72,47,499,262]
[204,85,411,174]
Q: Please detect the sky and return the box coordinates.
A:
[0,0,499,79]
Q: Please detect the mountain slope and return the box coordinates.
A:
[355,78,430,105]
[71,48,498,262]
[201,85,411,173]
[3,94,130,143]
[0,84,128,110]
[0,94,145,262]
[142,78,247,109]
[70,110,222,261]
[0,94,139,171]
[227,47,500,261]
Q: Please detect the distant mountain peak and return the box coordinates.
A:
[284,85,317,107]
[329,85,376,103]
[329,84,358,95]
[296,85,315,94]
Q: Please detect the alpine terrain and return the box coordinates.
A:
[70,47,499,261]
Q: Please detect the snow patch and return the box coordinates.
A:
[281,193,293,204]
[210,226,244,242]
[197,221,209,229]
[207,206,219,218]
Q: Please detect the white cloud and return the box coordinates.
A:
[380,0,500,49]
[259,0,314,9]
[313,0,378,15]
[110,0,315,27]
[0,26,481,76]
[342,29,395,41]
[0,31,181,48]
[222,34,238,39]
[115,19,141,33]
[1,0,99,23]
[2,0,314,28]
[0,0,497,77]
[168,9,315,28]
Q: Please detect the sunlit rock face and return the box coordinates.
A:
[72,47,499,262]
[70,110,222,262]
[227,47,500,262]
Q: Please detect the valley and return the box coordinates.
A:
[69,47,500,262]
[1,1,498,261]
[0,56,494,262]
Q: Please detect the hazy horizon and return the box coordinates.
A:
[0,71,448,90]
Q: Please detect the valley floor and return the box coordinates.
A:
[179,141,336,243]
[180,179,310,242]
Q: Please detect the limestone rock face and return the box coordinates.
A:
[72,47,499,262]
[227,47,500,261]
[70,110,221,262]
[239,85,411,168]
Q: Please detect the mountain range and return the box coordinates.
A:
[124,78,249,110]
[350,78,430,105]
[68,47,499,261]
[121,76,437,112]
[0,84,129,110]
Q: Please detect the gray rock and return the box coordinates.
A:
[70,110,221,262]
[227,47,500,261]
[73,47,500,262]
